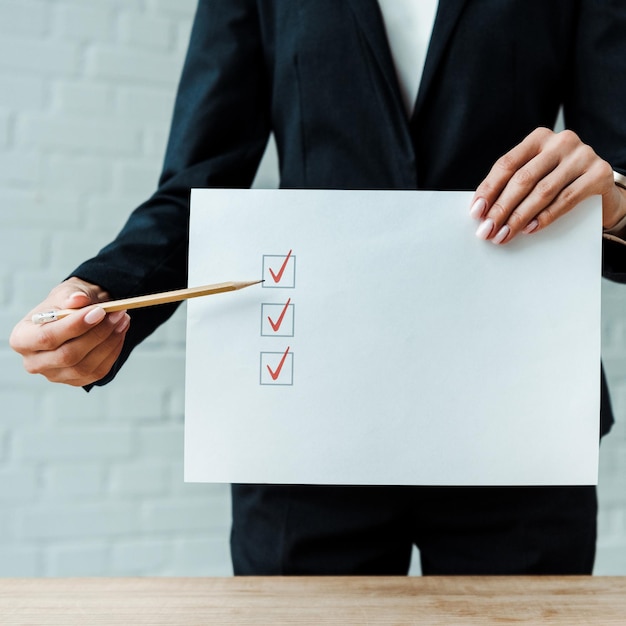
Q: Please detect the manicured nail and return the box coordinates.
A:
[115,315,130,334]
[522,219,539,234]
[475,218,495,240]
[469,198,487,219]
[108,310,126,324]
[492,224,510,245]
[84,307,106,324]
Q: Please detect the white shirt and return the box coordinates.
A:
[377,0,439,116]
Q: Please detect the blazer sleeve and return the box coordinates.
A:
[72,0,271,387]
[562,1,626,282]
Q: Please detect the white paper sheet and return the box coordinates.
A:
[185,189,601,485]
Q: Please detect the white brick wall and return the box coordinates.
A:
[0,0,625,578]
[0,0,233,577]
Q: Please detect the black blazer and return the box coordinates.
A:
[74,0,626,433]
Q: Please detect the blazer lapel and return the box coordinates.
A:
[344,0,470,185]
[345,0,406,122]
[412,0,470,121]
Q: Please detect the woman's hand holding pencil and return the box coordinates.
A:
[9,277,131,387]
[10,277,262,388]
[30,280,263,324]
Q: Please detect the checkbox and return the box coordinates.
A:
[261,299,295,337]
[260,348,293,386]
[262,250,296,288]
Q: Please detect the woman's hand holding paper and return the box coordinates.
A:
[470,127,626,243]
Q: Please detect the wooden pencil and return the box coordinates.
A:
[32,280,263,324]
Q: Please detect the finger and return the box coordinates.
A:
[61,277,111,305]
[491,142,604,243]
[64,290,95,309]
[10,307,101,357]
[43,320,130,386]
[497,167,581,241]
[486,156,578,243]
[36,281,104,318]
[480,152,562,242]
[522,167,604,235]
[11,305,108,357]
[471,128,553,220]
[23,310,128,374]
[25,313,130,384]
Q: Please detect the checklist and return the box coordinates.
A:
[186,189,601,486]
[260,251,296,383]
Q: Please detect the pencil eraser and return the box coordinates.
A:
[32,311,58,324]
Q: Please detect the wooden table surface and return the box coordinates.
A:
[1,576,625,625]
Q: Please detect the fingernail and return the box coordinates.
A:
[523,219,539,234]
[492,224,510,245]
[469,198,487,219]
[115,315,130,334]
[475,218,495,240]
[108,310,126,324]
[84,307,106,324]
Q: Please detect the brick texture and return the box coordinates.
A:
[0,0,233,577]
[0,0,625,579]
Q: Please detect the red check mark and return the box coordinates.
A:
[268,249,292,283]
[268,298,291,332]
[267,346,290,381]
